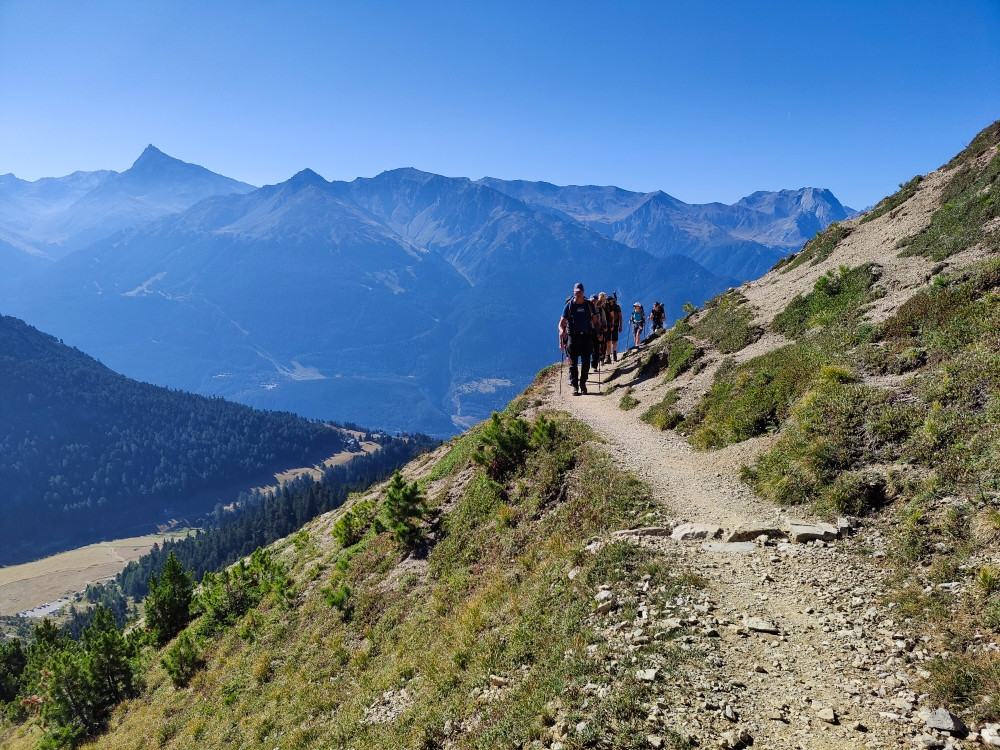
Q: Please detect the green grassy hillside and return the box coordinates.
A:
[1,378,703,749]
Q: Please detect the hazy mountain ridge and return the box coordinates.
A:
[3,164,735,435]
[480,177,854,280]
[0,146,255,264]
[2,151,852,435]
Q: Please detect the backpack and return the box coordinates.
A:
[631,306,644,325]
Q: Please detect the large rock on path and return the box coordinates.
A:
[670,523,723,541]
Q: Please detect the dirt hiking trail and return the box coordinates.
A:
[540,359,958,750]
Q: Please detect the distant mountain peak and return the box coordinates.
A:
[287,168,328,189]
[131,144,174,169]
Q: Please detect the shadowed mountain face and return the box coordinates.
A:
[0,313,354,565]
[2,150,851,436]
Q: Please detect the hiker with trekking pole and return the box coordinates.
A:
[559,282,599,396]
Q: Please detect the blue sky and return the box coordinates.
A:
[1,0,997,209]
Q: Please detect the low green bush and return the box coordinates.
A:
[640,389,681,431]
[618,388,639,411]
[690,291,761,353]
[773,264,882,339]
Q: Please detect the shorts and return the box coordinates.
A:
[609,328,619,343]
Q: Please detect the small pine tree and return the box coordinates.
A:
[382,471,425,549]
[145,551,193,646]
[161,630,203,688]
[472,412,531,479]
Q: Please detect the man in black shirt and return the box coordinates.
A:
[559,282,599,395]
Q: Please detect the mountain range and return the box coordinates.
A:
[0,148,853,435]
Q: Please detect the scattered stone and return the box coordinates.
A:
[636,668,658,682]
[725,524,785,543]
[847,720,867,732]
[671,523,723,541]
[816,706,837,724]
[724,703,738,721]
[489,674,508,688]
[702,542,756,553]
[647,735,664,749]
[595,589,617,614]
[913,734,945,749]
[744,616,780,634]
[568,566,580,580]
[924,707,968,736]
[718,728,751,748]
[575,720,589,736]
[817,521,839,538]
[785,521,837,543]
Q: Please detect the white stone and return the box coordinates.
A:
[982,723,1000,746]
[671,523,723,541]
[744,616,780,634]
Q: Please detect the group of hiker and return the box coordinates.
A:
[558,282,667,396]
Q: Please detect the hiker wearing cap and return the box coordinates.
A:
[559,282,599,395]
[630,302,646,347]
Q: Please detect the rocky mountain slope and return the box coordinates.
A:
[4,121,997,749]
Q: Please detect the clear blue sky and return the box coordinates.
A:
[1,0,997,209]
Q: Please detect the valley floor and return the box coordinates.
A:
[543,356,957,749]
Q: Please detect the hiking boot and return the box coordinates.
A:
[572,385,580,396]
[580,383,588,394]
[613,352,618,362]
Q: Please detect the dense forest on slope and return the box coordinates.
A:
[0,315,351,565]
[115,433,437,600]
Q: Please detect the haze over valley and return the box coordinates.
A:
[1,146,854,436]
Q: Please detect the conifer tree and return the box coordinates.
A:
[382,471,425,549]
[145,551,193,645]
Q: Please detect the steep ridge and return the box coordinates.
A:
[4,122,996,750]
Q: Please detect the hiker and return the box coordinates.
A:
[559,282,599,395]
[590,294,607,371]
[650,301,665,333]
[630,302,645,347]
[606,293,623,362]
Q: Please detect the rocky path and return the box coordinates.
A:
[542,360,978,750]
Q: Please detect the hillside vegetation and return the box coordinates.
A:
[609,119,1000,725]
[2,121,999,749]
[2,381,707,749]
[0,315,359,565]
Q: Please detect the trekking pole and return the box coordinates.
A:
[559,347,563,396]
